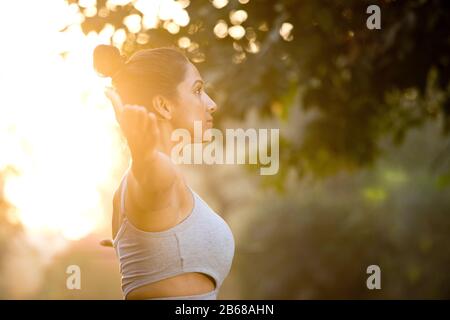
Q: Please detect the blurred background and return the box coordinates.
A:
[0,0,449,299]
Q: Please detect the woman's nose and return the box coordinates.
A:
[208,103,217,114]
[206,96,218,114]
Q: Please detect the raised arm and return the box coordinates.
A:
[105,88,179,214]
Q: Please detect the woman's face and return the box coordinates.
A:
[170,62,217,141]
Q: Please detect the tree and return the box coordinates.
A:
[67,0,450,181]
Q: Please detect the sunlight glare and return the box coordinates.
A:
[0,0,128,241]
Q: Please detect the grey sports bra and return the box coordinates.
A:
[112,170,235,299]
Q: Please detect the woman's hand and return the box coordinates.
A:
[100,239,113,247]
[104,87,160,172]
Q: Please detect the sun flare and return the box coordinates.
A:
[0,0,129,240]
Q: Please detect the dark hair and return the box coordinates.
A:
[93,45,189,109]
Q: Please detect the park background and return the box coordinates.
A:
[0,0,449,299]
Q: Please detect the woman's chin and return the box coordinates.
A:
[203,120,213,130]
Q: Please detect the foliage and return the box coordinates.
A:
[234,119,450,298]
[69,0,450,179]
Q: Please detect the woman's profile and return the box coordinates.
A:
[93,45,235,300]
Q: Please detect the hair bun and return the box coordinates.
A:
[93,45,126,78]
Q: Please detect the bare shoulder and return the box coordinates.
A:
[124,169,193,232]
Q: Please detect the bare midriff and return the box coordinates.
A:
[126,273,216,299]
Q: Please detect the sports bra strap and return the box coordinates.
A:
[120,169,130,218]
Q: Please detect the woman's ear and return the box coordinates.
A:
[152,95,173,120]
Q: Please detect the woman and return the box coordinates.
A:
[93,45,235,300]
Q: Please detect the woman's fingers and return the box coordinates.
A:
[120,105,160,160]
[104,87,124,121]
[122,105,147,138]
[104,88,155,141]
[104,86,161,160]
[99,239,113,247]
